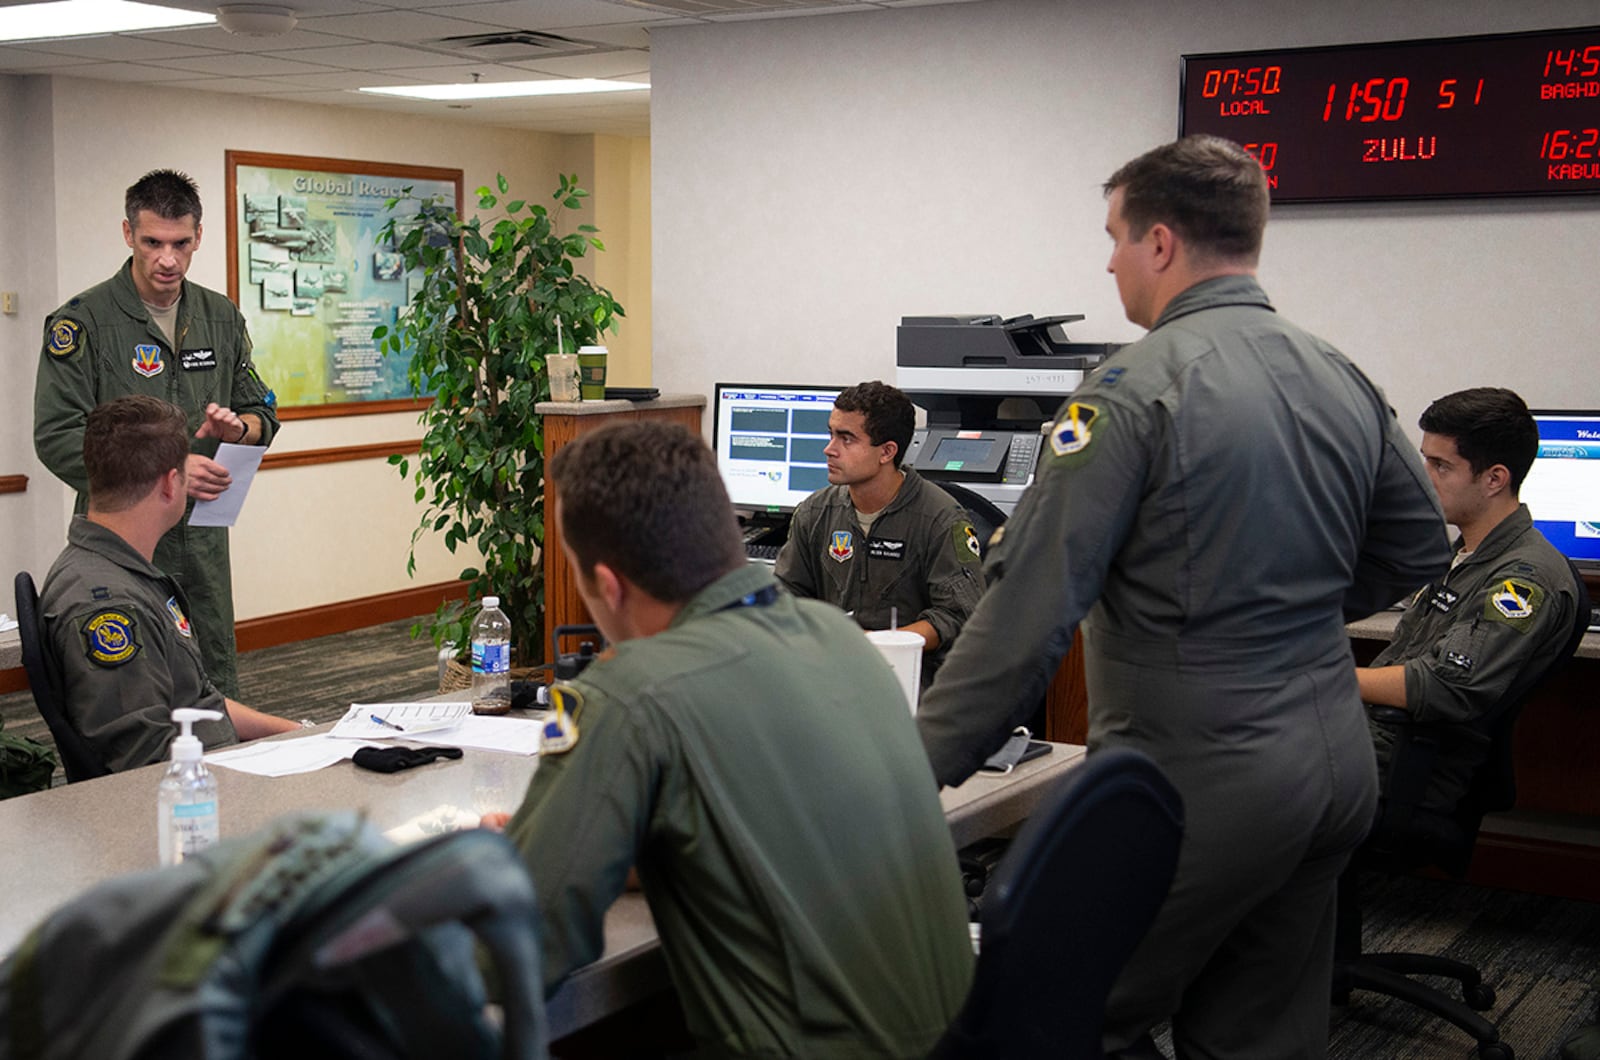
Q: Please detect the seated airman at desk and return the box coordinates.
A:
[485,421,973,1057]
[1359,388,1579,811]
[38,396,300,772]
[774,380,985,686]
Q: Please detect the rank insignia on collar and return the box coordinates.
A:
[82,610,140,667]
[48,319,83,359]
[132,344,164,378]
[829,530,854,562]
[166,596,193,638]
[1049,402,1099,458]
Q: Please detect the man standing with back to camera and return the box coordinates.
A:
[916,136,1452,1057]
[35,169,279,698]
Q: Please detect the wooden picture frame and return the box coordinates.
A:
[225,151,462,419]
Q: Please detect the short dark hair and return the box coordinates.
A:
[1103,135,1268,264]
[125,169,202,228]
[85,396,190,512]
[550,422,745,603]
[1418,387,1540,493]
[834,380,914,469]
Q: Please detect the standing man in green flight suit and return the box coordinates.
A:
[34,169,278,698]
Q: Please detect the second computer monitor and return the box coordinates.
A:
[713,382,845,513]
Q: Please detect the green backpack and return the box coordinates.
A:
[0,716,56,800]
[0,812,547,1059]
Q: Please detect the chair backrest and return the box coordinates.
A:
[934,481,1008,559]
[12,571,109,783]
[931,747,1184,1060]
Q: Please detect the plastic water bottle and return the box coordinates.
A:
[471,595,513,715]
[158,708,222,866]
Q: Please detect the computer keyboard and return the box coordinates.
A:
[745,542,781,562]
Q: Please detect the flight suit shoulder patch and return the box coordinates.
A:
[953,521,983,565]
[1484,577,1543,631]
[1047,401,1101,464]
[81,609,141,667]
[47,318,83,359]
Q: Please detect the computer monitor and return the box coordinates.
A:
[712,382,845,514]
[1522,410,1600,571]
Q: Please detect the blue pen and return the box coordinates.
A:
[370,714,406,732]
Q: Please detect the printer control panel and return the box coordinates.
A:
[907,429,1042,487]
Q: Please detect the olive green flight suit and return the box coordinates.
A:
[775,467,985,686]
[1370,504,1578,812]
[39,517,239,772]
[917,276,1452,1058]
[35,260,279,697]
[505,564,973,1058]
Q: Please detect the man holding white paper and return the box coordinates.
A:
[34,169,278,696]
[40,396,299,772]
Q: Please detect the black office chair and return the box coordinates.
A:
[935,481,1008,559]
[931,747,1185,1059]
[1333,560,1591,1060]
[13,571,109,783]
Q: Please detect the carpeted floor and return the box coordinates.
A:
[3,616,1597,1056]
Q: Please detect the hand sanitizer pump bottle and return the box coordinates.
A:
[158,708,223,866]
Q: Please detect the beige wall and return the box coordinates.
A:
[2,74,650,623]
[650,0,1600,440]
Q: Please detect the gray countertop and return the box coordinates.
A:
[534,393,706,416]
[1348,609,1600,660]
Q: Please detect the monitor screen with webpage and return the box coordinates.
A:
[713,382,844,514]
[1522,410,1600,571]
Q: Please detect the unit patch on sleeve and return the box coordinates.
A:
[47,318,83,359]
[81,610,141,667]
[954,523,983,563]
[1048,402,1100,460]
[1485,577,1542,630]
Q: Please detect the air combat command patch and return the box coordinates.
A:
[132,344,164,378]
[829,530,854,563]
[82,610,141,667]
[1486,578,1543,630]
[166,596,193,638]
[1049,402,1100,460]
[47,318,83,358]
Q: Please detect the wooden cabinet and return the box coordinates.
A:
[538,396,706,656]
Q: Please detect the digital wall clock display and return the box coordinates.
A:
[1180,26,1600,202]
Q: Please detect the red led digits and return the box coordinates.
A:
[1543,47,1600,78]
[1183,27,1600,201]
[1200,66,1282,97]
[1540,129,1600,159]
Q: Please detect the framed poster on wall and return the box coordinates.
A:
[225,151,462,419]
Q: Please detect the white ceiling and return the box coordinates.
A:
[0,0,982,136]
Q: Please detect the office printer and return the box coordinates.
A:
[896,314,1118,514]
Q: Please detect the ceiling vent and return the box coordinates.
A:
[430,31,595,62]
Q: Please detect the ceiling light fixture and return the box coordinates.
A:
[359,79,648,102]
[0,0,214,42]
[215,4,297,37]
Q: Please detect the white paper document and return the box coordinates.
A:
[189,442,266,527]
[330,701,473,740]
[206,734,361,777]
